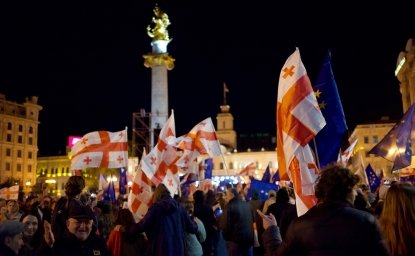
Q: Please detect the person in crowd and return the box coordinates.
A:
[248,191,264,256]
[106,208,148,256]
[181,200,206,256]
[50,175,86,240]
[37,196,52,223]
[379,182,415,256]
[1,200,22,222]
[18,211,43,256]
[39,203,110,256]
[353,187,373,214]
[259,164,390,256]
[0,220,25,256]
[126,183,198,256]
[266,187,297,239]
[262,190,276,214]
[219,187,255,256]
[193,190,220,256]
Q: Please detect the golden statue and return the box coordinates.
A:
[147,5,171,41]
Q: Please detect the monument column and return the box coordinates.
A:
[143,5,175,147]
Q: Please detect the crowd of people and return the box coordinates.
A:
[0,164,414,256]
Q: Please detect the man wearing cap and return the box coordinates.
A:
[38,203,110,256]
[0,220,25,256]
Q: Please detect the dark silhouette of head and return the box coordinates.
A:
[315,165,360,203]
[65,176,86,198]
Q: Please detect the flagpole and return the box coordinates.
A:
[312,138,321,170]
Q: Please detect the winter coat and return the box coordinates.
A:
[262,201,390,256]
[35,229,111,256]
[129,196,198,256]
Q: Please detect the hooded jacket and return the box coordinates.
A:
[130,196,198,256]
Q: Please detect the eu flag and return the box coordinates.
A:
[271,169,280,183]
[247,177,279,201]
[312,51,348,168]
[119,168,128,195]
[104,178,117,203]
[365,164,381,192]
[369,103,415,170]
[261,164,271,182]
[204,158,213,179]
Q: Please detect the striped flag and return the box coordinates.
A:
[276,48,326,216]
[70,128,128,170]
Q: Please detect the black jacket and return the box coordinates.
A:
[219,197,255,246]
[262,201,390,256]
[36,229,110,256]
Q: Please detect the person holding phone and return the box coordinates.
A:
[257,165,390,256]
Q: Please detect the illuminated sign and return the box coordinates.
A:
[68,136,82,147]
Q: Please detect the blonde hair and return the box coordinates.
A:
[379,182,415,255]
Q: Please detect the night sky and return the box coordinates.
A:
[0,1,413,156]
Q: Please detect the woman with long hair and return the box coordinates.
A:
[18,210,43,256]
[379,182,415,256]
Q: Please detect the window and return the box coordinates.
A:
[18,136,23,143]
[364,136,369,144]
[17,150,22,158]
[6,148,11,157]
[7,123,12,130]
[28,151,33,159]
[6,134,11,142]
[18,125,23,132]
[28,137,33,145]
[29,127,33,134]
[28,165,32,172]
[17,164,22,172]
[220,162,224,169]
[5,162,11,171]
[373,135,378,144]
[229,162,234,169]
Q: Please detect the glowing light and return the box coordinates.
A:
[395,57,406,76]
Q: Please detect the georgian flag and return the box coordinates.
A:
[176,117,222,171]
[276,48,326,216]
[141,112,180,196]
[128,149,153,222]
[0,185,19,200]
[70,128,128,170]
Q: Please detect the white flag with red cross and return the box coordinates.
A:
[128,149,153,222]
[176,117,222,172]
[70,128,128,170]
[141,112,180,196]
[276,48,326,216]
[0,185,19,200]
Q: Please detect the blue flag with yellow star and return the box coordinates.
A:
[365,164,381,192]
[369,103,415,170]
[312,51,348,168]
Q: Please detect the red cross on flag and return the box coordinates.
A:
[141,112,180,196]
[70,128,128,170]
[128,149,153,222]
[276,48,326,216]
[0,185,19,200]
[239,162,256,176]
[176,117,222,171]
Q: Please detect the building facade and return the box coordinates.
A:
[0,94,42,193]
